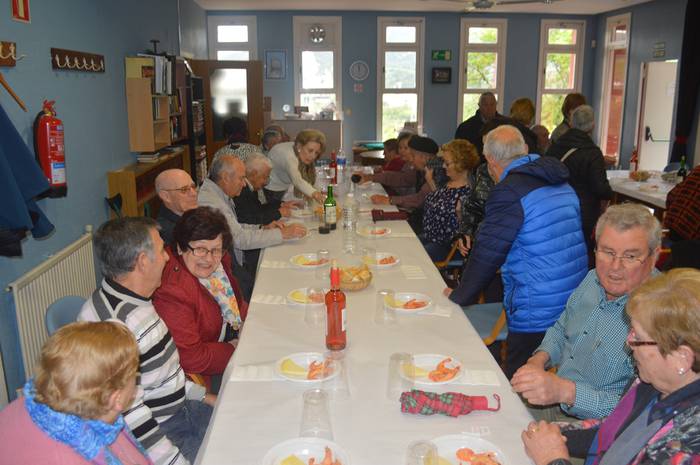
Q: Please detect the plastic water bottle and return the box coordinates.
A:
[337,148,347,186]
[342,191,358,253]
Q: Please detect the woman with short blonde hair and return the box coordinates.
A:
[0,321,152,464]
[267,129,327,203]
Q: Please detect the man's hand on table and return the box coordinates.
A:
[203,393,217,407]
[263,220,284,230]
[281,223,307,239]
[371,194,391,205]
[511,354,576,407]
[522,420,570,465]
[311,191,325,203]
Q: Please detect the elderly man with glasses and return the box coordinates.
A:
[511,203,661,421]
[155,169,198,245]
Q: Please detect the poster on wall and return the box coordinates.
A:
[12,0,30,23]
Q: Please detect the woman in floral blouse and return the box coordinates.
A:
[421,139,480,262]
[154,206,248,394]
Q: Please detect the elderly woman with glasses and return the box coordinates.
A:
[0,321,150,465]
[153,206,248,394]
[522,268,700,465]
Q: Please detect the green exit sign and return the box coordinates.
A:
[431,50,451,61]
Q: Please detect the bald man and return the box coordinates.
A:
[155,169,198,245]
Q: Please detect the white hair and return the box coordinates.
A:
[245,152,272,174]
[483,125,527,165]
[571,105,595,133]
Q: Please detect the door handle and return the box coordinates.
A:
[645,126,670,143]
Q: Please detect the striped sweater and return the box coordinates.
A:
[79,279,205,465]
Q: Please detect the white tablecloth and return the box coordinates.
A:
[607,170,675,209]
[195,185,534,465]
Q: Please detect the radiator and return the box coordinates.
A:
[7,226,96,380]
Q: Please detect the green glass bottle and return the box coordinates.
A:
[324,185,337,230]
[678,155,688,181]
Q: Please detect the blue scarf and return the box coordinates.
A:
[23,379,141,465]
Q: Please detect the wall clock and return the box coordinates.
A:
[349,60,369,81]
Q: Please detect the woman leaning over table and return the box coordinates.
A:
[420,139,480,262]
[265,128,326,204]
[522,268,700,465]
[153,206,248,395]
[0,321,151,465]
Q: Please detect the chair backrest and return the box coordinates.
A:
[45,295,86,336]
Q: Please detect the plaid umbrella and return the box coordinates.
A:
[400,389,501,417]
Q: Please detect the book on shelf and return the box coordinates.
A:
[137,152,161,163]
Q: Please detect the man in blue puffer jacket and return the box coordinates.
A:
[446,125,588,379]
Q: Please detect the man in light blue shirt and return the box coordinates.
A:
[511,203,661,419]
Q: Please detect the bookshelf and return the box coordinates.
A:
[107,147,191,218]
[187,74,208,184]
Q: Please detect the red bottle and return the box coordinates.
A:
[325,261,347,351]
[329,150,338,185]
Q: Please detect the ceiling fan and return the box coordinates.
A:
[425,0,566,11]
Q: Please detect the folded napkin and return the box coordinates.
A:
[400,390,501,417]
[260,260,291,269]
[452,369,501,386]
[401,265,426,279]
[250,294,286,305]
[229,363,278,382]
[371,209,408,222]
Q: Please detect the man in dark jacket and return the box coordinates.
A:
[155,169,198,245]
[455,92,499,155]
[546,105,612,259]
[446,125,588,379]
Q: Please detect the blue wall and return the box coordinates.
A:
[208,10,597,149]
[591,0,687,167]
[0,0,180,398]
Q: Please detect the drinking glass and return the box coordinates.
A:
[322,350,351,400]
[315,249,331,281]
[361,246,376,267]
[300,389,333,440]
[406,440,439,465]
[374,289,397,326]
[387,352,414,400]
[304,287,325,328]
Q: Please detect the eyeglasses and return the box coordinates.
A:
[188,245,224,258]
[595,248,650,267]
[163,184,197,194]
[627,327,658,347]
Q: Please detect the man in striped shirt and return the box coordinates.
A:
[79,217,215,464]
[511,203,661,420]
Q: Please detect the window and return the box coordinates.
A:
[293,16,342,117]
[536,20,585,131]
[208,16,258,61]
[377,17,424,141]
[458,19,507,123]
[598,14,630,162]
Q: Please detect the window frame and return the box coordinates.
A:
[207,15,258,61]
[457,18,507,124]
[293,16,343,116]
[535,19,586,128]
[598,13,631,161]
[376,16,425,141]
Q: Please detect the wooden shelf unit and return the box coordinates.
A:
[107,147,191,218]
[125,78,171,152]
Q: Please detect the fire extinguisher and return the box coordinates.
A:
[33,100,67,198]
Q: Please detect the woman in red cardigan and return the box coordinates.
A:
[153,206,248,394]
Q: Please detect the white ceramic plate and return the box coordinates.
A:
[356,225,391,238]
[400,354,462,385]
[261,437,350,465]
[386,292,432,313]
[287,288,328,306]
[290,208,313,218]
[275,352,339,383]
[289,253,329,268]
[363,252,400,269]
[432,434,507,465]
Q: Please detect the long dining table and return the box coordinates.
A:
[195,182,534,465]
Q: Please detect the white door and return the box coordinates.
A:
[636,61,677,171]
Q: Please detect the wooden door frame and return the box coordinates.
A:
[189,59,264,163]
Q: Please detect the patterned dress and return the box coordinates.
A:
[422,185,470,245]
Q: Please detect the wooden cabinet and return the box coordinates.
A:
[107,147,190,218]
[125,78,172,152]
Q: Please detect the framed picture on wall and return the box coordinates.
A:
[265,50,286,80]
[431,67,451,84]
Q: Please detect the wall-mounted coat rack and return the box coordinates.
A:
[1,41,25,67]
[51,48,104,73]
